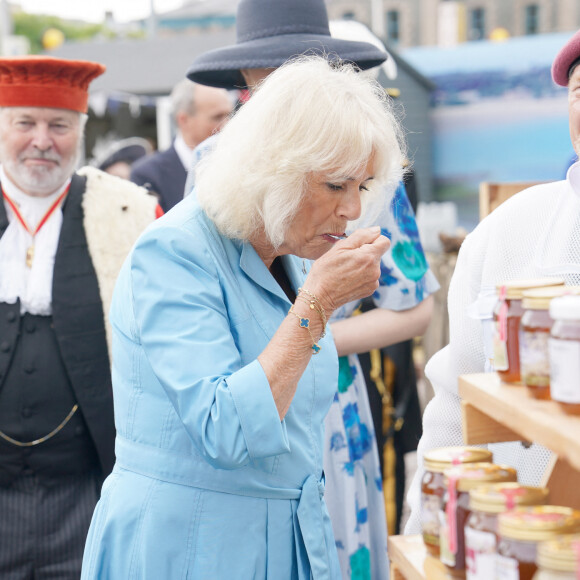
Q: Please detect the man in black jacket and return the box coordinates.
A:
[0,55,159,580]
[131,79,232,211]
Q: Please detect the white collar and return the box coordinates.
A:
[566,159,580,198]
[174,133,194,172]
[0,166,72,315]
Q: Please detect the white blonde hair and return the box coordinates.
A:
[195,55,405,248]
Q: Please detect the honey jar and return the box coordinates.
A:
[439,463,517,577]
[465,483,549,580]
[421,447,493,557]
[549,295,580,415]
[493,279,564,383]
[497,506,580,580]
[533,534,580,580]
[520,287,578,400]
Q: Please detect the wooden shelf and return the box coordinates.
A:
[388,535,425,580]
[458,373,580,472]
[388,535,457,580]
[390,373,580,578]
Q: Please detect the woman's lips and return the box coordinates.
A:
[322,233,348,243]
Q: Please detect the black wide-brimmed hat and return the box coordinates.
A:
[186,0,388,89]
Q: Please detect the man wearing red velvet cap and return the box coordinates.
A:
[0,56,159,579]
[405,29,580,537]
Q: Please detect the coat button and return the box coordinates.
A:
[25,320,36,333]
[6,311,16,323]
[75,425,85,436]
[21,407,32,418]
[0,341,10,353]
[24,364,35,374]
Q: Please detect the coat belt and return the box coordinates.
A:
[115,436,332,580]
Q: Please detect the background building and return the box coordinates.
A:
[326,0,580,48]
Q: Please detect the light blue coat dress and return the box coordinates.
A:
[81,195,342,579]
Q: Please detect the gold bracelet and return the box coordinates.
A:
[295,295,327,337]
[289,306,321,354]
[297,287,328,325]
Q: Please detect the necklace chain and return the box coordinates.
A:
[1,184,69,267]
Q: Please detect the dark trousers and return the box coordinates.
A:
[0,470,100,580]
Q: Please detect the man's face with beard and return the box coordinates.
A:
[0,107,82,197]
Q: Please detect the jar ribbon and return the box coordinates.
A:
[446,474,458,555]
[498,285,508,342]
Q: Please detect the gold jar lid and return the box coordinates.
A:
[469,483,549,514]
[496,278,565,300]
[423,447,493,473]
[537,534,580,573]
[522,286,580,311]
[498,506,580,542]
[443,463,517,492]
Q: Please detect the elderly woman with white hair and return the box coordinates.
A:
[81,57,404,580]
[186,5,438,578]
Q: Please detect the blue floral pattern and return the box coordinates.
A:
[325,182,439,580]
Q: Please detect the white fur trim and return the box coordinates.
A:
[79,166,158,358]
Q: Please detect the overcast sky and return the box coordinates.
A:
[19,0,185,23]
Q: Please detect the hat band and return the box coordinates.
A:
[238,23,330,43]
[0,84,88,113]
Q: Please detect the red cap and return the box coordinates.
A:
[0,56,105,113]
[552,29,580,87]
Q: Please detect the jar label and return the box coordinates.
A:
[549,338,580,403]
[495,554,519,580]
[520,329,550,386]
[439,509,456,567]
[493,321,509,371]
[421,492,441,547]
[465,527,497,580]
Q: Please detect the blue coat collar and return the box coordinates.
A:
[239,242,306,304]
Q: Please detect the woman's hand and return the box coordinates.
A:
[260,227,388,419]
[304,227,389,316]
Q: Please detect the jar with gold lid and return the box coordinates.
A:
[549,296,580,415]
[533,534,580,580]
[465,483,549,580]
[439,463,517,577]
[493,278,564,383]
[421,447,493,557]
[520,286,579,399]
[497,506,580,580]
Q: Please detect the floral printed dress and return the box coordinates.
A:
[324,183,439,580]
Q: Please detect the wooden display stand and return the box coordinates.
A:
[388,535,456,580]
[388,372,580,579]
[479,181,542,220]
